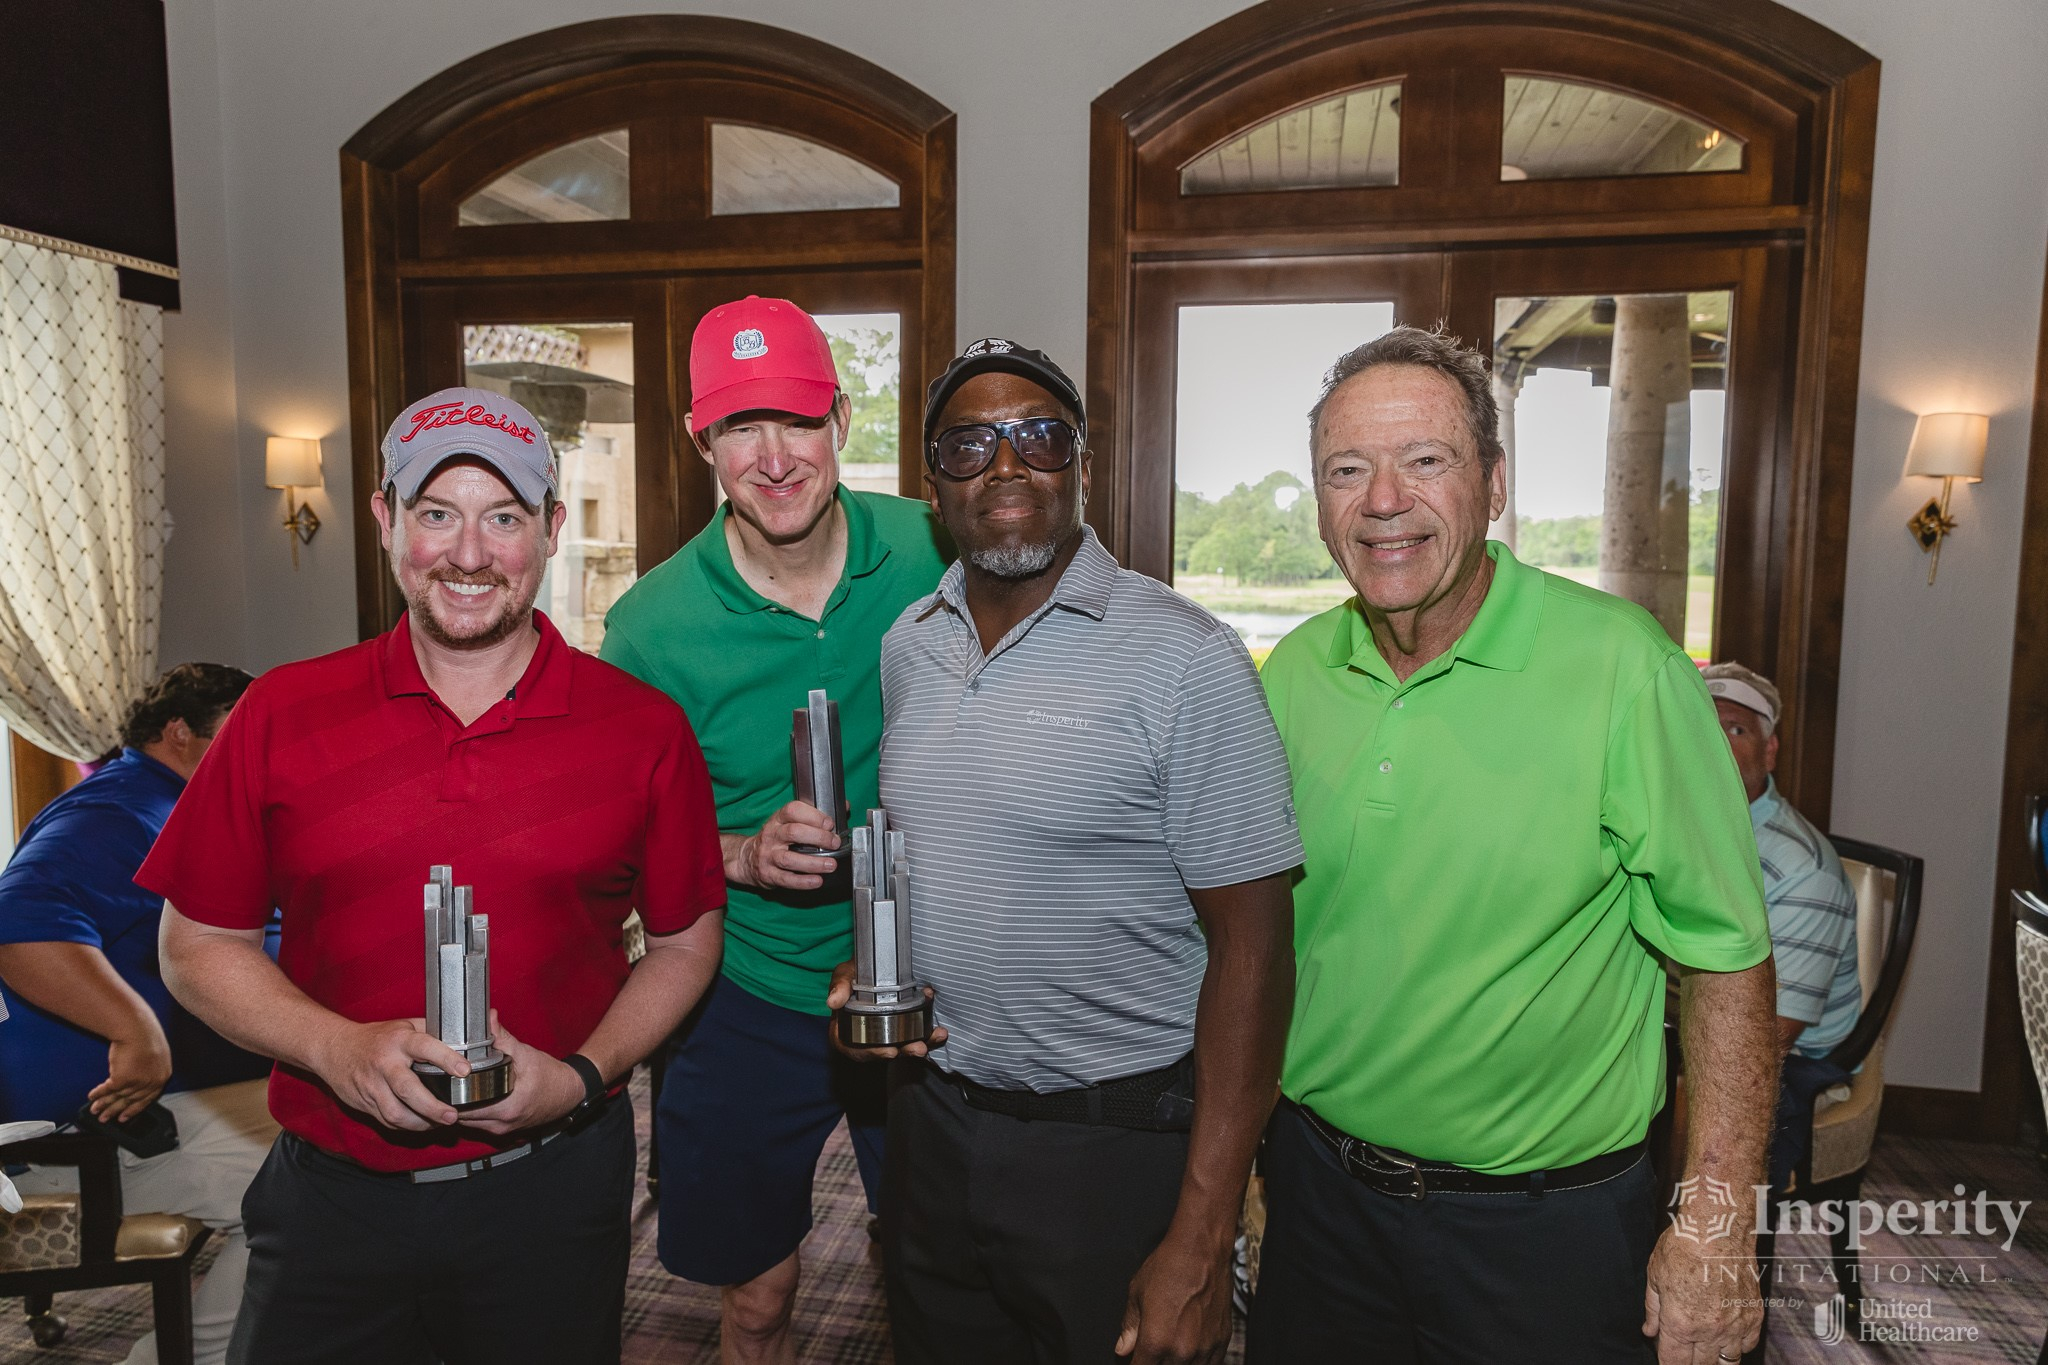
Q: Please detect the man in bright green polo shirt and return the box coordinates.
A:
[600,296,948,1364]
[1246,326,1779,1365]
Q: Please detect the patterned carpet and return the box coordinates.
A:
[1,1075,2038,1363]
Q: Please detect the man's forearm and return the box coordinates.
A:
[572,912,723,1084]
[1175,875,1295,1248]
[160,905,352,1072]
[0,940,161,1046]
[1677,960,1778,1198]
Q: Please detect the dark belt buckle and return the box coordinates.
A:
[1363,1144,1427,1200]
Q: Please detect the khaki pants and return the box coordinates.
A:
[20,1079,277,1365]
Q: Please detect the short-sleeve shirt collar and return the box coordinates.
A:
[1326,539,1544,684]
[376,609,572,721]
[933,524,1117,627]
[120,746,188,793]
[1748,776,1783,832]
[697,486,892,618]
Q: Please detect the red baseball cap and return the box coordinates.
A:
[688,296,839,434]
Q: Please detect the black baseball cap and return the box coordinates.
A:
[922,338,1087,440]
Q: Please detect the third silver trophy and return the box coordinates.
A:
[837,809,932,1047]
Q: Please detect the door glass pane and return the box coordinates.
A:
[711,124,900,215]
[1491,291,1729,657]
[1502,78,1742,181]
[814,312,900,498]
[459,132,630,225]
[1174,302,1396,662]
[1181,82,1401,195]
[463,322,636,651]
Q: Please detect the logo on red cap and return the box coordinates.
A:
[731,328,769,360]
[399,401,537,447]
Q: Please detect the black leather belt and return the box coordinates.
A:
[1297,1103,1645,1199]
[951,1054,1195,1131]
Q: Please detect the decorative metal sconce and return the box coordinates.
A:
[1904,413,1986,584]
[264,437,323,570]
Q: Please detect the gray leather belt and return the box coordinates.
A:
[407,1129,562,1184]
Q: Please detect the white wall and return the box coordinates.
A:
[159,0,2048,1096]
[1794,0,2048,1092]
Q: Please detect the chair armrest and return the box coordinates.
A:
[0,1132,123,1262]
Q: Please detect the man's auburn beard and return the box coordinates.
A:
[402,570,534,650]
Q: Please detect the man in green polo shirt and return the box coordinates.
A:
[600,296,948,1364]
[1247,326,1779,1365]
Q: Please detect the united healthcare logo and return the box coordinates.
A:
[731,328,768,360]
[1813,1294,1848,1344]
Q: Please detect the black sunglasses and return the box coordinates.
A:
[925,417,1081,480]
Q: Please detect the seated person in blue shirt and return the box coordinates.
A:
[0,663,278,1365]
[1702,661,1861,1192]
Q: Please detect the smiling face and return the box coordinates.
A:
[372,458,565,651]
[692,393,849,547]
[1313,364,1506,618]
[928,371,1088,580]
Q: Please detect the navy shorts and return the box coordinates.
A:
[656,973,887,1286]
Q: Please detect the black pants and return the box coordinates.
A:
[1768,1051,1852,1193]
[882,1062,1188,1365]
[1248,1102,1659,1365]
[228,1096,635,1365]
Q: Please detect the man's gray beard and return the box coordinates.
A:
[969,539,1059,579]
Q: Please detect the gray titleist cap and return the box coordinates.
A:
[380,387,557,508]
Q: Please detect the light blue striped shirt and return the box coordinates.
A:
[1751,779,1860,1058]
[879,528,1304,1091]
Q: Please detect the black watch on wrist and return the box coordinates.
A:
[563,1053,606,1119]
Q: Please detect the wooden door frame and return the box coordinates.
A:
[341,15,956,641]
[1119,252,1445,578]
[1966,240,2048,1145]
[1442,242,1792,715]
[1088,0,1877,824]
[407,278,684,582]
[9,732,79,842]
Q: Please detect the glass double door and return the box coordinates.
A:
[404,271,923,648]
[1125,242,1790,665]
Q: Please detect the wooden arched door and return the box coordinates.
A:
[342,16,955,645]
[1090,0,1876,818]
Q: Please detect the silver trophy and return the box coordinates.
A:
[790,689,851,858]
[411,865,513,1109]
[837,810,932,1048]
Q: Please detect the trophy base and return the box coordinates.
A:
[838,1002,932,1048]
[413,1051,513,1109]
[792,843,850,859]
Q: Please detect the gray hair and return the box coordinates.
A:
[1700,660,1782,737]
[1308,325,1505,476]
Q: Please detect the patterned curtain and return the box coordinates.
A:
[0,237,166,761]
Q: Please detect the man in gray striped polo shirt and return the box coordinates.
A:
[829,339,1302,1365]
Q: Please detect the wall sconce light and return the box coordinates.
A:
[264,437,323,570]
[1904,412,1987,584]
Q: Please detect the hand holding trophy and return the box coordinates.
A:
[837,810,932,1048]
[412,865,513,1109]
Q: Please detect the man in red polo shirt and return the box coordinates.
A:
[141,387,725,1365]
